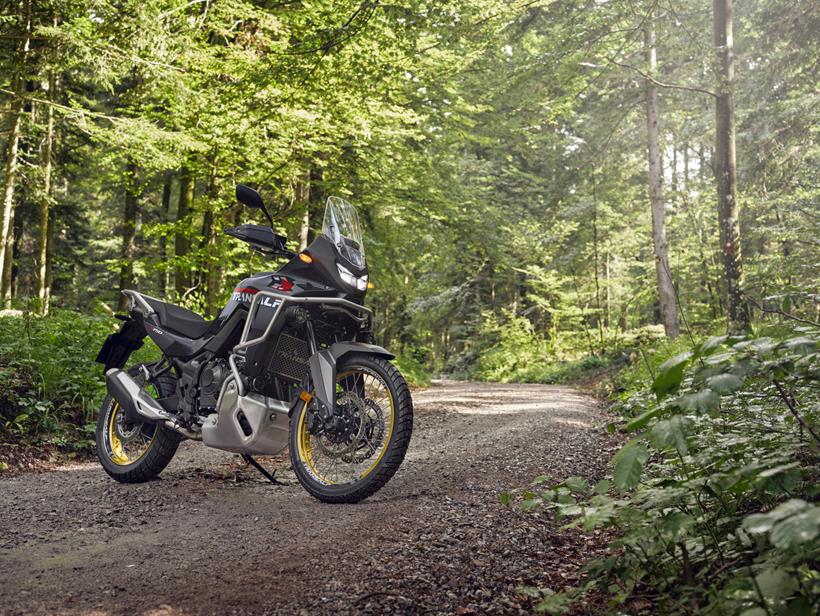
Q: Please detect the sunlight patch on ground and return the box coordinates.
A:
[455,401,591,416]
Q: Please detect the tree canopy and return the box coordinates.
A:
[0,0,817,366]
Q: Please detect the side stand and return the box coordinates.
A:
[241,454,288,486]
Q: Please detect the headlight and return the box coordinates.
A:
[337,263,369,291]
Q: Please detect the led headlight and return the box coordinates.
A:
[337,263,369,291]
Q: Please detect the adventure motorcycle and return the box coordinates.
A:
[94,186,413,503]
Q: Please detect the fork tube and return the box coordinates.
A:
[304,319,318,355]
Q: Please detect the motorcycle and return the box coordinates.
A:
[94,185,413,503]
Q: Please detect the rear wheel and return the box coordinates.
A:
[96,366,182,483]
[290,354,413,503]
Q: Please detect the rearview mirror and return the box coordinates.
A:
[236,184,264,210]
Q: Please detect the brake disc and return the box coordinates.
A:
[314,392,367,459]
[114,414,143,444]
[343,399,386,464]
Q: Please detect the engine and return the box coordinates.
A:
[199,359,228,410]
[176,358,229,421]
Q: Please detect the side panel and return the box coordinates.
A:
[144,322,202,358]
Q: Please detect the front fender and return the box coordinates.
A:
[308,342,394,419]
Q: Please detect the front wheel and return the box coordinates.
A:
[290,354,413,503]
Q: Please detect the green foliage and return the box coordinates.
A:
[0,310,158,453]
[511,327,820,614]
[612,439,650,490]
[652,351,693,399]
[468,311,620,384]
[474,311,549,382]
[392,352,432,388]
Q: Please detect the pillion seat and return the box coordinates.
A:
[141,296,215,339]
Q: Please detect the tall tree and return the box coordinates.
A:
[0,0,31,298]
[713,0,749,331]
[175,167,193,297]
[643,12,679,338]
[157,171,174,295]
[36,71,57,314]
[118,161,140,311]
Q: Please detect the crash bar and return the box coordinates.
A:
[228,290,372,395]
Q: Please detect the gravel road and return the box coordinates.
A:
[0,381,620,615]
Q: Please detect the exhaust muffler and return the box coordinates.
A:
[105,368,200,439]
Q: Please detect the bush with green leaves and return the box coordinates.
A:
[507,327,820,614]
[393,352,433,388]
[472,310,638,384]
[0,310,159,455]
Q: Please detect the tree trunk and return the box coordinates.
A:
[204,226,220,316]
[299,205,310,251]
[45,206,55,308]
[1,212,16,308]
[202,161,219,316]
[9,212,23,302]
[644,18,680,339]
[175,167,193,297]
[118,162,140,311]
[713,0,749,332]
[591,202,604,344]
[157,171,173,295]
[36,71,57,314]
[604,248,611,329]
[292,168,310,251]
[0,0,30,290]
[307,157,327,245]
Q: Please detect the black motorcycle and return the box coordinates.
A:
[95,185,413,503]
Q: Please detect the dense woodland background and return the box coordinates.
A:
[0,0,816,358]
[1,1,818,614]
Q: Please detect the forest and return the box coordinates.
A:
[1,0,818,614]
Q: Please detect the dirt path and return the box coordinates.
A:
[0,381,619,615]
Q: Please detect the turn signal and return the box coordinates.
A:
[298,252,313,264]
[367,282,375,289]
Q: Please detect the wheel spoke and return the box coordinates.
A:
[298,366,394,486]
[104,401,155,466]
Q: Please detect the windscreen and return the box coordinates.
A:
[321,196,365,268]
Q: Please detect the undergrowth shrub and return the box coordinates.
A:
[472,312,666,384]
[506,327,820,614]
[0,310,158,454]
[475,311,550,382]
[394,352,433,387]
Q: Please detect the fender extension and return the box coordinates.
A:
[308,342,395,420]
[95,316,146,372]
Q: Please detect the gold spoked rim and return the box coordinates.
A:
[104,402,156,466]
[297,368,395,486]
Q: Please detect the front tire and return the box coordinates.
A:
[290,354,413,503]
[96,365,182,483]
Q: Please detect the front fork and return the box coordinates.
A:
[300,319,329,419]
[299,315,396,430]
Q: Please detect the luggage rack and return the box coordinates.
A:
[228,290,372,396]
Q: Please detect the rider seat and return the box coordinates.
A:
[142,297,215,339]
